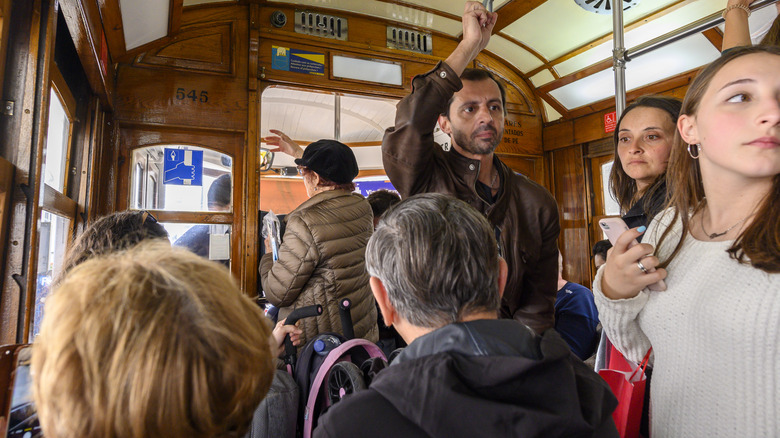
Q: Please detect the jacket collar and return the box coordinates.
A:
[291,189,355,214]
[445,148,508,209]
[393,319,547,365]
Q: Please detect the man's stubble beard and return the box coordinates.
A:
[451,125,503,155]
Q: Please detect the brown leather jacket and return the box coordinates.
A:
[259,189,378,344]
[382,61,560,333]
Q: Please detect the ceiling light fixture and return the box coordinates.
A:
[574,0,641,15]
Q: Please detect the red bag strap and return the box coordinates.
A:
[628,348,653,381]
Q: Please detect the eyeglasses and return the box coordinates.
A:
[297,166,305,175]
[140,210,158,226]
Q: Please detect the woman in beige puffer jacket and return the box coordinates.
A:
[259,133,378,345]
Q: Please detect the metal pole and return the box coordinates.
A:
[612,0,626,118]
[624,0,778,62]
[334,94,341,141]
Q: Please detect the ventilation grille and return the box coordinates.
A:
[574,0,640,15]
[387,26,432,55]
[294,11,348,40]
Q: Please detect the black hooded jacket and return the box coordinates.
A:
[314,319,618,438]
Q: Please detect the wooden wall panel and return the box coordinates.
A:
[543,121,574,151]
[135,21,235,74]
[114,6,248,130]
[496,154,544,186]
[548,145,591,288]
[257,6,459,62]
[498,112,542,156]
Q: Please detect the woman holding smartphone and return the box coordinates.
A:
[594,45,780,435]
[609,96,682,238]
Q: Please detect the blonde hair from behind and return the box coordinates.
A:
[32,242,275,438]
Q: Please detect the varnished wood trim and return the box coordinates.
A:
[170,0,184,35]
[493,0,547,32]
[49,64,76,120]
[538,58,612,94]
[563,70,695,120]
[0,0,43,343]
[60,0,115,109]
[23,0,57,343]
[0,0,12,90]
[494,32,548,74]
[702,27,723,51]
[540,94,570,120]
[138,210,234,224]
[0,158,13,279]
[49,64,77,193]
[96,0,126,59]
[42,184,78,218]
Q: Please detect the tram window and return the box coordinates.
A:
[164,222,231,266]
[31,211,70,339]
[601,161,620,216]
[130,146,233,212]
[259,86,397,213]
[338,94,397,143]
[43,88,73,193]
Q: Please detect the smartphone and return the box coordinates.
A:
[4,346,42,438]
[598,217,666,291]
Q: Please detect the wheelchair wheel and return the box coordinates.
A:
[326,361,366,405]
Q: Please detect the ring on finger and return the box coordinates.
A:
[637,261,649,274]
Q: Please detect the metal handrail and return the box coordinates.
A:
[624,0,778,62]
[612,0,778,117]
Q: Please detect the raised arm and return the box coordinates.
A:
[381,1,497,197]
[722,0,755,51]
[444,1,497,75]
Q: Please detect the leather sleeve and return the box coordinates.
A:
[259,214,320,307]
[512,200,560,334]
[381,61,462,198]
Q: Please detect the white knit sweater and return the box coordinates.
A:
[593,208,780,437]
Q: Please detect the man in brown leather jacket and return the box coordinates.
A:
[381,1,560,333]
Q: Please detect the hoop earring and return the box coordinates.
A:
[687,143,700,159]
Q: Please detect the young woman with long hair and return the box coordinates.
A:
[594,45,780,435]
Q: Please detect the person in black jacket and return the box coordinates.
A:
[314,193,618,438]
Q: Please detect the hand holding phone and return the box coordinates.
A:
[598,218,666,291]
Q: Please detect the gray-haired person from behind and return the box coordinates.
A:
[315,193,618,438]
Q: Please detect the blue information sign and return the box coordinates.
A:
[290,49,325,76]
[163,148,204,186]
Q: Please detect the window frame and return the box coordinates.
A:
[24,64,81,341]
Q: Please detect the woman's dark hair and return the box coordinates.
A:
[608,95,683,213]
[367,189,401,219]
[656,45,780,273]
[300,167,356,192]
[58,210,169,283]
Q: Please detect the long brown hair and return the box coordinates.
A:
[608,95,682,213]
[656,45,780,273]
[759,14,780,47]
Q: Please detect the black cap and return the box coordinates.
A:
[294,139,359,184]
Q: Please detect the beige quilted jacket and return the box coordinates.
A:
[259,189,378,345]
